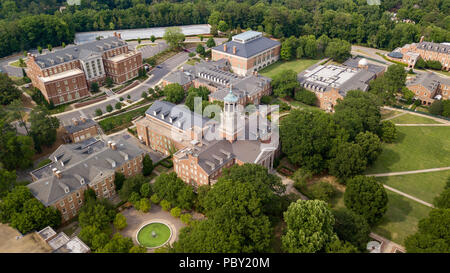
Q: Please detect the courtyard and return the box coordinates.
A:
[118,205,186,252]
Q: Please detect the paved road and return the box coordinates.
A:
[54,51,189,125]
[351,45,390,65]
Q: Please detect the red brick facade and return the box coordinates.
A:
[25,33,143,106]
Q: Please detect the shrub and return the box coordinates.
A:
[260,95,272,105]
[170,207,181,218]
[180,213,192,225]
[160,200,171,211]
[309,181,334,202]
[139,198,151,213]
[188,52,195,57]
[113,213,128,230]
[292,169,313,192]
[429,100,443,116]
[150,194,160,204]
[106,104,113,112]
[380,120,397,143]
[119,97,124,101]
[115,102,122,110]
[294,88,317,106]
[95,108,103,117]
[160,159,173,168]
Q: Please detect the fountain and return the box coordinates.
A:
[152,231,156,238]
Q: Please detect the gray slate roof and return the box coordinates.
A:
[34,36,126,68]
[145,100,213,130]
[343,56,386,75]
[64,118,97,134]
[407,72,450,92]
[417,42,450,54]
[212,36,280,58]
[164,60,271,103]
[28,135,144,206]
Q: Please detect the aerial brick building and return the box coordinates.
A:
[211,31,281,76]
[406,72,450,105]
[25,33,143,106]
[387,37,450,71]
[28,135,145,223]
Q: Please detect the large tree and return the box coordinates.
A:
[163,83,185,104]
[355,131,382,165]
[344,176,388,225]
[153,172,195,210]
[333,90,381,140]
[332,208,371,251]
[271,69,299,98]
[328,141,367,182]
[29,106,60,153]
[0,168,16,198]
[280,110,337,173]
[324,39,351,63]
[118,174,147,202]
[282,200,337,253]
[0,73,21,105]
[163,27,185,49]
[405,208,450,253]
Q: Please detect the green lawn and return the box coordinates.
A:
[373,191,432,245]
[366,126,450,174]
[259,59,319,79]
[390,113,441,124]
[375,170,450,204]
[381,109,401,120]
[137,223,171,248]
[9,60,27,68]
[98,105,150,134]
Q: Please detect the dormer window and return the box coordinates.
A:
[80,178,85,185]
[64,187,70,194]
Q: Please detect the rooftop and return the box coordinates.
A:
[28,134,144,206]
[164,60,271,102]
[33,36,127,68]
[63,117,97,134]
[39,68,84,83]
[212,31,280,58]
[298,63,377,96]
[407,72,450,91]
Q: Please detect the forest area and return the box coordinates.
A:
[0,0,448,58]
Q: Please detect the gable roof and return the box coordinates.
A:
[34,36,126,68]
[212,36,280,58]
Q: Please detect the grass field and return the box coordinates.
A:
[381,109,402,120]
[98,105,149,134]
[137,223,171,248]
[136,43,157,50]
[259,59,319,79]
[390,113,441,124]
[366,126,450,174]
[373,191,432,245]
[375,170,450,204]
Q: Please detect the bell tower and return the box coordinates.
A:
[221,86,240,142]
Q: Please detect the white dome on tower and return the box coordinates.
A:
[358,58,368,67]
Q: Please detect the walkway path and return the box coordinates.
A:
[367,166,450,177]
[382,106,450,124]
[382,112,407,121]
[395,123,450,126]
[275,172,308,200]
[382,184,434,208]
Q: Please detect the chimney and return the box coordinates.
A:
[232,46,236,54]
[111,142,117,150]
[420,36,424,43]
[72,118,79,126]
[224,44,227,51]
[80,116,86,123]
[118,33,122,39]
[107,140,112,148]
[52,168,58,175]
[55,170,62,179]
[114,32,117,37]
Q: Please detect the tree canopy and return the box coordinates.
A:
[344,176,388,225]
